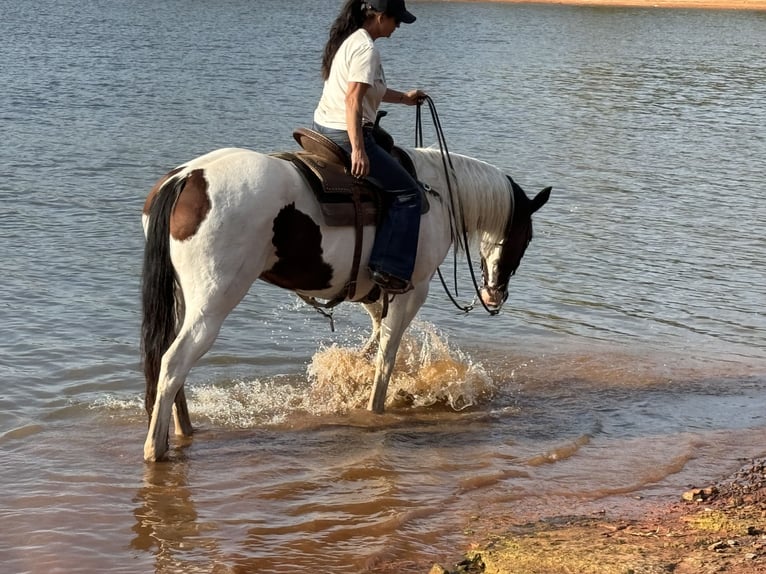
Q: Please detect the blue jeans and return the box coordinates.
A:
[312,123,422,281]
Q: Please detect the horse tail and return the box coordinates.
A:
[141,175,185,418]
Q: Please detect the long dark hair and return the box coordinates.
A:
[321,0,374,80]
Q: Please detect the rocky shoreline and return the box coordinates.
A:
[432,458,766,574]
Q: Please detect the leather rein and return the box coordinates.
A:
[415,96,512,316]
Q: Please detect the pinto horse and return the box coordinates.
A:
[141,146,550,461]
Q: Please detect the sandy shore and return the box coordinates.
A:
[419,0,766,11]
[432,458,766,574]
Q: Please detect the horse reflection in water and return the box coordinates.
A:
[131,460,222,571]
[141,145,551,461]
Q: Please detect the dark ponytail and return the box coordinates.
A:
[321,0,371,80]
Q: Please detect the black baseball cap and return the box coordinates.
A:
[367,0,416,24]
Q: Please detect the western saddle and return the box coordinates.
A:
[272,117,426,302]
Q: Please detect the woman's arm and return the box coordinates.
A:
[383,88,427,105]
[346,81,370,178]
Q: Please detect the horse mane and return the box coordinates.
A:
[409,148,513,253]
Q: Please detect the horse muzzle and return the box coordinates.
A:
[479,285,507,311]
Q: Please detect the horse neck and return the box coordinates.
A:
[410,148,512,248]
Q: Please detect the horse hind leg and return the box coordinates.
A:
[144,314,223,462]
[144,269,257,461]
[173,387,193,437]
[172,285,193,437]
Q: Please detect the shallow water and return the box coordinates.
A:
[2,1,766,572]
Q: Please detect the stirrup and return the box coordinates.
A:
[370,270,412,294]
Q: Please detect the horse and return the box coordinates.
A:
[141,145,551,461]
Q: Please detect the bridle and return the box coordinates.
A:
[415,96,515,315]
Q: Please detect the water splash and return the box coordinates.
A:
[189,378,306,427]
[306,321,496,414]
[92,322,496,428]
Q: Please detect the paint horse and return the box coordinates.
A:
[141,144,550,461]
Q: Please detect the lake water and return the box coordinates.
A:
[1,1,765,572]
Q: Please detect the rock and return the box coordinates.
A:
[434,555,486,574]
[682,486,718,502]
[453,555,485,573]
[707,539,738,552]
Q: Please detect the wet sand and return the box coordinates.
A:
[433,458,766,574]
[424,0,766,11]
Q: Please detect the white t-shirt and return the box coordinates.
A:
[313,28,387,130]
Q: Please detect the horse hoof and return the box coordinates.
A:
[143,442,168,462]
[174,422,194,438]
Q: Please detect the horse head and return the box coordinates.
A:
[479,178,551,310]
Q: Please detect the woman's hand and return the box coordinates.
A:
[400,89,427,106]
[350,146,370,178]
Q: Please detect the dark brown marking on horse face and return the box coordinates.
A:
[170,169,211,241]
[500,184,534,279]
[143,166,185,215]
[260,203,334,291]
[486,181,550,303]
[483,178,537,305]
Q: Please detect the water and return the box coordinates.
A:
[2,1,765,572]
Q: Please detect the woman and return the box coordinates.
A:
[313,0,427,294]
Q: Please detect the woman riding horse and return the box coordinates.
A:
[314,0,427,294]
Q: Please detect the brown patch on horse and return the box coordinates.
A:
[143,166,184,215]
[170,169,211,241]
[260,203,334,290]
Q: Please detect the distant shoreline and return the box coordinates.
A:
[417,0,766,11]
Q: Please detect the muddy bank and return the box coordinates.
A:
[433,458,766,574]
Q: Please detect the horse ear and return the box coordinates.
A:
[531,186,551,213]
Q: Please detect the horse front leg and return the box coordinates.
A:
[361,300,384,358]
[367,284,429,413]
[368,344,397,413]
